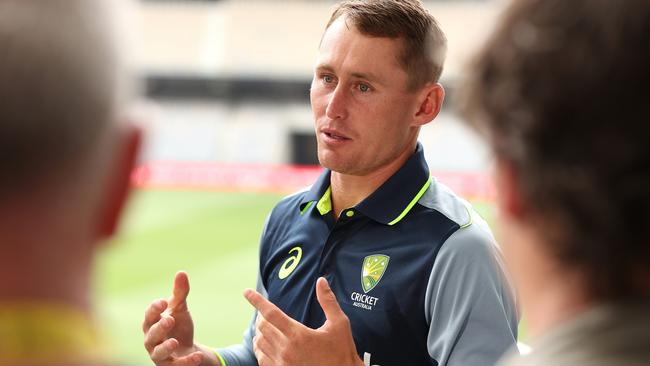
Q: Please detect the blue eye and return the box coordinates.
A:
[359,83,370,92]
[323,75,334,84]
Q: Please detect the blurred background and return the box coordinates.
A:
[94,0,509,364]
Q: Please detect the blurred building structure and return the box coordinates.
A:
[128,0,506,173]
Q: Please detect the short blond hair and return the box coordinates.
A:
[326,0,447,90]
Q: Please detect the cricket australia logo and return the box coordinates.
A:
[350,254,389,311]
[362,254,389,293]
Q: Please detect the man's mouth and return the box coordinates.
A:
[322,128,352,141]
[324,132,350,140]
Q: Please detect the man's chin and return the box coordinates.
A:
[319,154,354,175]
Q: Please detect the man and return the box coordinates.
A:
[461,0,650,365]
[143,1,517,365]
[0,0,139,364]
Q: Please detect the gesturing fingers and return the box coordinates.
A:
[244,289,294,334]
[253,333,278,363]
[144,316,175,353]
[150,338,179,362]
[149,336,203,366]
[143,299,168,334]
[169,271,191,311]
[246,284,361,366]
[315,277,347,323]
[256,314,286,349]
[254,347,276,366]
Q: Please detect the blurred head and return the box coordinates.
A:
[311,0,447,176]
[0,0,139,271]
[463,0,650,301]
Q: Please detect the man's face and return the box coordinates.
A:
[310,16,422,176]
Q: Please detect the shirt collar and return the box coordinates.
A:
[0,301,104,363]
[299,143,431,225]
[300,168,332,215]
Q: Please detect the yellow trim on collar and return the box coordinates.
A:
[316,186,333,216]
[388,178,432,226]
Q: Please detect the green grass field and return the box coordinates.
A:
[94,188,497,365]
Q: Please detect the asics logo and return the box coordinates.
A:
[278,247,302,280]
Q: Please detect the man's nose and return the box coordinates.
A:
[325,85,348,120]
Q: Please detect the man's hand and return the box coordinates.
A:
[244,277,364,366]
[142,271,206,366]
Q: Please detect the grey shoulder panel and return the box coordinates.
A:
[417,178,473,229]
[422,180,518,365]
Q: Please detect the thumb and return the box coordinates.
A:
[169,271,190,311]
[316,277,345,321]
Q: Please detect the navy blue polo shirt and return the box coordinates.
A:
[218,143,518,366]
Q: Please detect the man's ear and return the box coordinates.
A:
[495,159,525,220]
[96,124,142,240]
[412,83,445,127]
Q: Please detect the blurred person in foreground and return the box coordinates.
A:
[143,1,517,366]
[0,0,140,364]
[461,0,650,365]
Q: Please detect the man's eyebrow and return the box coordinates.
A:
[350,71,381,82]
[315,64,383,84]
[315,64,335,73]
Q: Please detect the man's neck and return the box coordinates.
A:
[0,261,92,313]
[0,234,92,313]
[330,143,416,219]
[523,266,593,341]
[0,197,95,312]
